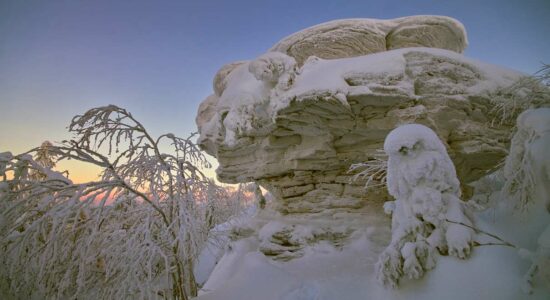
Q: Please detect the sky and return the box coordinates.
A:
[1,0,549,182]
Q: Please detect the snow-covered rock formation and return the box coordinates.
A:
[195,16,546,261]
[195,15,550,300]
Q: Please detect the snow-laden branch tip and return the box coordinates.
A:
[348,150,388,191]
[488,63,550,127]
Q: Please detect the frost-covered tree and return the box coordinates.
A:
[376,124,474,288]
[503,108,550,212]
[499,107,550,294]
[251,182,266,209]
[29,141,58,180]
[204,182,253,231]
[0,105,231,299]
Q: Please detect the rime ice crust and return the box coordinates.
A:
[377,124,474,287]
[270,15,468,66]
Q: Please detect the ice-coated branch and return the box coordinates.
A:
[446,219,517,249]
[349,150,388,191]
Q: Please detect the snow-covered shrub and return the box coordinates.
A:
[0,105,233,299]
[489,64,550,126]
[499,106,550,293]
[537,63,550,87]
[253,183,266,209]
[502,108,550,211]
[375,124,474,288]
[206,182,255,230]
[348,150,387,191]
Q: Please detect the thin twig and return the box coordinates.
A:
[472,241,516,248]
[446,219,517,248]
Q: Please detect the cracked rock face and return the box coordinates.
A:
[195,17,536,256]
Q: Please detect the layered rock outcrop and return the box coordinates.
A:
[195,16,543,259]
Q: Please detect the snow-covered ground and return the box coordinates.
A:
[194,205,258,287]
[195,193,549,300]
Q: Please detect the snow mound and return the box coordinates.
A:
[197,220,550,299]
[198,248,316,300]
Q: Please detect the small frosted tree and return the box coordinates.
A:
[502,108,550,211]
[499,62,550,209]
[499,107,550,294]
[254,183,266,209]
[375,124,474,287]
[29,141,57,180]
[203,181,252,231]
[0,105,226,299]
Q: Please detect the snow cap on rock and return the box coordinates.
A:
[384,124,446,156]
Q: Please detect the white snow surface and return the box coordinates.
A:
[194,206,258,286]
[274,47,523,109]
[196,209,550,299]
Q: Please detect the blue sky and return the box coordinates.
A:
[0,0,549,180]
